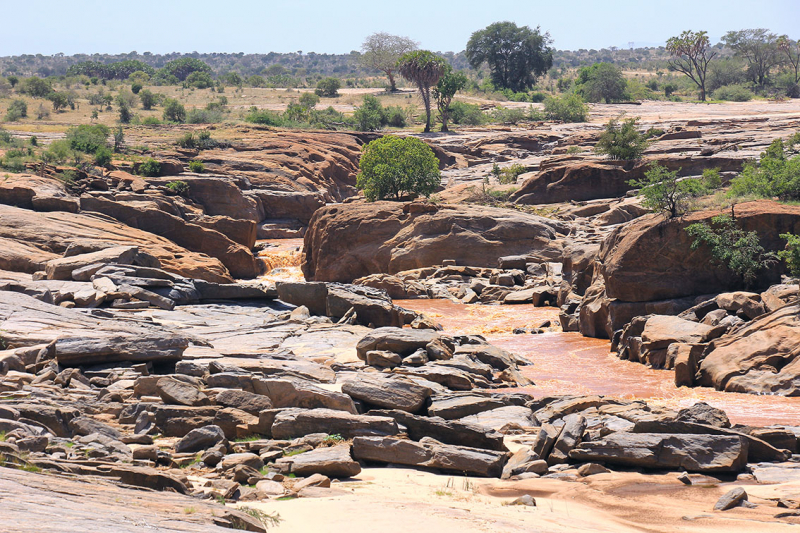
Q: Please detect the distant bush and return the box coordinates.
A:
[594,115,649,160]
[142,116,161,125]
[94,146,112,166]
[186,108,223,124]
[118,102,132,124]
[20,77,52,98]
[315,77,341,97]
[490,106,528,124]
[43,139,76,163]
[139,89,158,110]
[188,160,204,173]
[449,101,486,125]
[162,98,186,123]
[778,233,800,278]
[137,158,161,177]
[247,75,267,88]
[49,92,74,112]
[384,106,407,128]
[184,71,214,89]
[131,82,143,94]
[353,95,385,131]
[299,92,320,108]
[543,94,588,123]
[66,124,109,153]
[175,130,217,150]
[498,163,527,184]
[702,167,722,190]
[244,107,284,126]
[529,91,547,103]
[166,180,189,195]
[713,84,754,102]
[4,99,27,121]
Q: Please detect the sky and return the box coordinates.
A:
[2,0,799,56]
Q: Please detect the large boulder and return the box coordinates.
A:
[273,444,361,478]
[269,408,399,440]
[569,433,749,473]
[302,202,568,282]
[698,303,800,396]
[341,374,431,413]
[356,327,441,360]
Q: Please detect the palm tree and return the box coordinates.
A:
[398,51,447,133]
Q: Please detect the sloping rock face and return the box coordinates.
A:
[579,201,800,338]
[511,154,743,205]
[0,203,232,283]
[698,303,800,396]
[302,201,569,282]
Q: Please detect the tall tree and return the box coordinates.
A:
[723,29,781,88]
[777,36,800,84]
[432,64,467,132]
[398,51,447,133]
[465,21,553,92]
[666,30,717,101]
[576,63,627,103]
[360,33,418,92]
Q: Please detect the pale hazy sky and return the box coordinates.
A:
[2,0,799,56]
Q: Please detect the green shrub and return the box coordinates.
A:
[728,139,800,200]
[43,139,75,163]
[299,92,320,109]
[529,92,547,103]
[384,106,407,128]
[543,94,588,123]
[0,128,12,145]
[498,163,527,184]
[245,107,284,126]
[5,99,27,121]
[686,214,777,287]
[94,146,112,166]
[184,71,214,89]
[490,106,528,124]
[628,162,705,218]
[188,160,204,173]
[357,135,441,201]
[131,82,143,94]
[315,77,341,97]
[186,108,223,124]
[702,168,722,190]
[353,95,385,131]
[779,233,800,279]
[66,124,109,153]
[20,77,52,98]
[162,98,186,123]
[175,130,217,150]
[594,116,649,160]
[712,84,754,102]
[166,180,189,195]
[645,127,665,139]
[139,89,158,110]
[118,102,132,124]
[449,101,486,125]
[137,158,161,177]
[142,116,161,125]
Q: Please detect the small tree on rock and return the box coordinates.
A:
[398,51,447,133]
[357,135,441,201]
[433,64,467,132]
[629,162,705,218]
[666,30,717,101]
[360,32,418,92]
[594,115,650,160]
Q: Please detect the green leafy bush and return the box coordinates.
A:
[162,98,186,123]
[315,77,341,97]
[449,101,486,125]
[186,108,223,124]
[299,92,320,109]
[702,168,722,190]
[66,124,110,153]
[594,116,649,160]
[728,139,800,200]
[184,71,214,89]
[188,160,204,173]
[353,95,385,131]
[142,116,161,125]
[712,84,754,102]
[490,106,528,124]
[543,94,588,123]
[4,99,27,122]
[175,130,217,150]
[498,163,527,184]
[131,82,143,94]
[166,180,189,195]
[357,135,441,201]
[384,106,407,128]
[137,158,161,177]
[779,233,800,279]
[628,162,705,218]
[139,89,158,110]
[94,146,112,166]
[244,107,284,126]
[686,214,777,287]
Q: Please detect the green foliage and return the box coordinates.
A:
[139,89,158,110]
[686,214,777,287]
[498,163,527,184]
[245,107,283,126]
[66,124,110,153]
[48,92,73,111]
[137,158,161,177]
[629,162,705,218]
[384,106,407,128]
[575,62,628,103]
[315,77,341,97]
[543,94,588,123]
[118,102,132,123]
[20,77,53,98]
[7,76,18,88]
[113,126,125,152]
[778,233,800,278]
[162,98,186,123]
[728,139,800,200]
[433,64,468,131]
[188,160,204,173]
[357,135,441,201]
[299,92,320,109]
[490,106,530,124]
[594,116,649,160]
[43,139,76,163]
[398,50,448,133]
[236,507,282,529]
[666,30,717,101]
[186,108,223,124]
[449,101,486,125]
[175,130,217,150]
[702,168,722,190]
[353,94,386,131]
[5,99,27,121]
[160,58,213,82]
[465,21,554,92]
[184,71,215,89]
[142,116,161,125]
[166,180,190,195]
[712,84,754,101]
[94,146,112,166]
[131,82,143,94]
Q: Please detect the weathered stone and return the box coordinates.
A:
[428,395,507,419]
[215,389,273,415]
[156,377,210,407]
[175,425,227,454]
[341,374,431,413]
[356,327,441,361]
[369,409,507,451]
[714,487,748,511]
[547,414,587,465]
[459,406,537,432]
[676,402,731,428]
[270,408,399,440]
[274,445,361,478]
[251,378,356,413]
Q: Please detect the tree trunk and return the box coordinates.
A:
[387,71,397,92]
[421,86,431,133]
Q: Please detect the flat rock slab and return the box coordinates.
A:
[428,395,508,419]
[341,374,431,413]
[274,444,361,478]
[270,408,399,440]
[353,436,507,477]
[569,433,748,473]
[459,406,538,432]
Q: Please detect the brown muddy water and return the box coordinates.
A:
[257,238,304,283]
[396,299,800,427]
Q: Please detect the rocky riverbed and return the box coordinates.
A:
[1,102,800,531]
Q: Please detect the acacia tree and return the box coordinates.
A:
[360,33,418,92]
[723,29,781,88]
[465,22,553,92]
[777,36,800,84]
[432,65,467,132]
[666,31,717,101]
[398,51,447,133]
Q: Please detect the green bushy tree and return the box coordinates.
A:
[162,98,186,123]
[575,63,627,103]
[357,135,441,201]
[433,64,467,132]
[543,94,588,123]
[629,162,705,218]
[315,77,341,97]
[594,115,650,160]
[4,99,27,121]
[66,124,110,153]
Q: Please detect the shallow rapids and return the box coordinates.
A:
[396,299,800,427]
